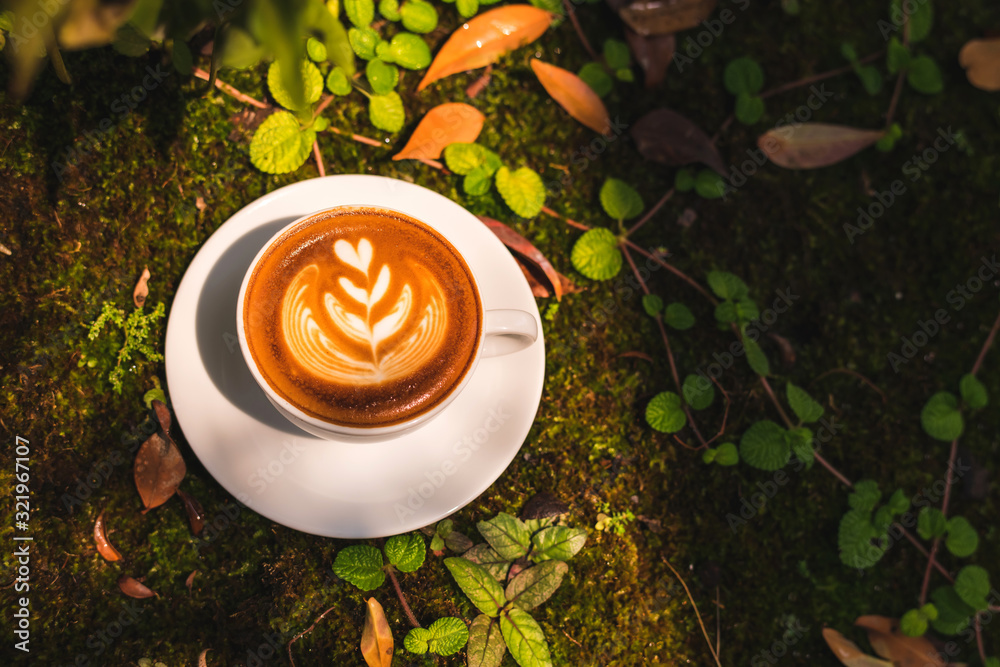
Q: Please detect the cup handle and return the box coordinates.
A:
[482,309,538,358]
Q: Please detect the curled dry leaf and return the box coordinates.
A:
[93,511,123,562]
[822,627,894,667]
[418,5,553,91]
[176,489,206,537]
[479,216,564,300]
[360,597,393,667]
[758,123,884,169]
[631,108,727,175]
[134,432,187,511]
[118,574,156,599]
[959,38,1000,91]
[530,60,611,134]
[185,570,199,591]
[625,29,674,89]
[614,0,717,37]
[198,649,211,667]
[393,103,486,161]
[854,616,945,667]
[152,399,172,436]
[520,492,569,520]
[133,266,150,308]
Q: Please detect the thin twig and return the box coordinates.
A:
[327,126,386,148]
[811,367,887,404]
[705,376,731,446]
[561,0,599,62]
[884,13,909,128]
[287,605,337,667]
[758,51,882,101]
[623,241,717,305]
[661,557,723,667]
[312,140,326,177]
[541,206,590,231]
[813,452,854,488]
[899,526,954,582]
[313,94,336,118]
[387,568,421,628]
[971,308,1000,376]
[417,158,448,172]
[759,376,794,429]
[975,615,987,664]
[626,188,674,237]
[715,587,721,659]
[192,67,268,108]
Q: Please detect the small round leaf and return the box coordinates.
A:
[366,58,399,95]
[642,294,663,317]
[401,0,438,33]
[369,92,405,132]
[495,166,546,219]
[599,178,644,220]
[570,228,622,281]
[920,392,964,441]
[682,374,714,410]
[740,420,790,471]
[663,303,695,330]
[250,111,315,174]
[578,62,613,98]
[723,57,764,95]
[646,392,687,433]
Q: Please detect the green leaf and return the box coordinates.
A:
[404,617,469,655]
[385,533,425,572]
[645,391,687,433]
[907,55,943,94]
[464,166,494,196]
[838,509,886,569]
[663,303,695,330]
[886,36,910,74]
[113,23,151,57]
[268,60,323,111]
[463,544,511,581]
[379,0,402,20]
[724,57,764,95]
[444,557,506,617]
[456,0,479,19]
[376,40,392,60]
[477,512,531,561]
[143,387,166,408]
[170,40,192,76]
[405,627,432,654]
[744,337,770,376]
[326,67,353,95]
[891,0,932,43]
[848,480,882,512]
[786,382,823,423]
[467,615,506,667]
[495,166,546,218]
[840,42,858,61]
[788,427,814,467]
[333,545,385,590]
[930,586,974,635]
[349,26,380,59]
[443,143,500,175]
[714,442,739,466]
[530,526,587,562]
[921,391,964,441]
[695,169,727,199]
[307,37,328,62]
[431,534,445,552]
[615,68,633,82]
[959,373,988,409]
[917,507,947,540]
[0,10,14,31]
[735,93,764,125]
[872,505,895,533]
[674,168,695,192]
[345,0,375,27]
[387,32,432,69]
[642,294,663,317]
[706,271,749,300]
[887,488,910,515]
[920,602,938,621]
[603,38,630,69]
[945,516,979,557]
[250,111,315,175]
[571,228,622,281]
[985,659,1000,667]
[599,178,644,220]
[366,58,399,94]
[369,92,405,132]
[716,299,758,326]
[682,374,714,410]
[578,62,613,98]
[702,448,717,464]
[500,608,553,667]
[900,608,928,637]
[855,64,883,95]
[740,420,789,471]
[505,561,568,609]
[401,0,438,33]
[955,565,990,611]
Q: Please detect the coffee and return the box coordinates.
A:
[242,207,483,428]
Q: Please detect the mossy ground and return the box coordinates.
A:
[2,1,1000,665]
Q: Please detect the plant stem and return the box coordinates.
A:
[971,308,1000,375]
[884,12,909,128]
[286,605,337,667]
[758,376,794,429]
[622,241,718,305]
[541,206,590,231]
[975,615,987,664]
[561,0,599,63]
[192,67,268,108]
[626,188,674,237]
[661,557,723,667]
[327,126,387,148]
[312,140,326,177]
[387,567,421,628]
[811,367,888,404]
[758,51,882,101]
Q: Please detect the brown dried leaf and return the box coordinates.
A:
[615,0,717,37]
[360,598,393,667]
[133,266,150,308]
[530,59,612,134]
[118,574,156,599]
[520,492,569,520]
[619,351,654,362]
[186,570,199,591]
[959,38,1000,91]
[93,511,122,562]
[177,489,206,537]
[418,5,553,91]
[625,29,674,89]
[822,628,894,666]
[854,616,946,667]
[134,433,187,511]
[394,103,486,161]
[631,108,727,175]
[198,649,211,667]
[152,399,172,436]
[768,332,796,366]
[479,216,563,300]
[758,123,884,169]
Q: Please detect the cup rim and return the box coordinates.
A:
[236,204,487,439]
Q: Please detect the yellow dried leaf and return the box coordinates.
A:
[360,598,393,667]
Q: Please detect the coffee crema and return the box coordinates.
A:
[243,207,482,428]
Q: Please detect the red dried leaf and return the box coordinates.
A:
[393,103,485,161]
[93,511,122,562]
[177,489,206,537]
[134,432,187,511]
[118,574,156,599]
[616,0,717,37]
[758,123,884,169]
[133,266,150,308]
[531,59,612,134]
[152,399,172,436]
[479,215,563,300]
[625,29,674,89]
[631,108,727,175]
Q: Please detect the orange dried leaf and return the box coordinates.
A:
[959,38,1000,91]
[360,598,393,667]
[177,489,206,537]
[418,5,553,91]
[758,123,884,169]
[198,649,211,667]
[393,103,485,161]
[134,432,187,511]
[118,574,156,599]
[133,266,150,308]
[479,215,563,300]
[93,511,122,562]
[822,628,894,667]
[152,399,172,436]
[530,59,611,134]
[854,616,946,667]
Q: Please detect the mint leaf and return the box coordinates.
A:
[695,169,726,199]
[387,32,431,69]
[268,60,323,111]
[385,533,425,572]
[379,0,401,20]
[599,178,644,220]
[577,62,612,98]
[855,64,883,95]
[467,615,506,667]
[306,37,328,62]
[369,92,405,132]
[682,374,714,410]
[740,420,789,471]
[349,26,380,59]
[921,392,964,441]
[603,38,629,69]
[405,627,432,654]
[495,166,546,218]
[886,36,910,74]
[788,427,814,467]
[959,373,988,409]
[645,391,687,433]
[714,442,739,466]
[900,608,929,637]
[724,57,764,95]
[674,168,695,192]
[838,509,886,569]
[917,507,947,539]
[250,111,315,175]
[444,557,506,617]
[735,93,764,125]
[366,58,399,94]
[333,545,385,590]
[456,0,479,18]
[530,526,587,562]
[848,480,881,512]
[463,544,511,581]
[930,586,974,635]
[954,565,990,611]
[500,608,552,667]
[505,561,568,609]
[706,271,749,300]
[907,55,943,94]
[401,0,438,33]
[464,166,494,196]
[891,0,932,43]
[744,337,770,376]
[571,228,622,281]
[407,617,470,655]
[442,142,500,175]
[887,488,910,515]
[786,382,823,423]
[477,512,531,560]
[945,516,978,557]
[664,303,695,330]
[642,294,663,317]
[345,0,375,27]
[326,67,353,95]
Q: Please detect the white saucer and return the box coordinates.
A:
[164,175,544,538]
